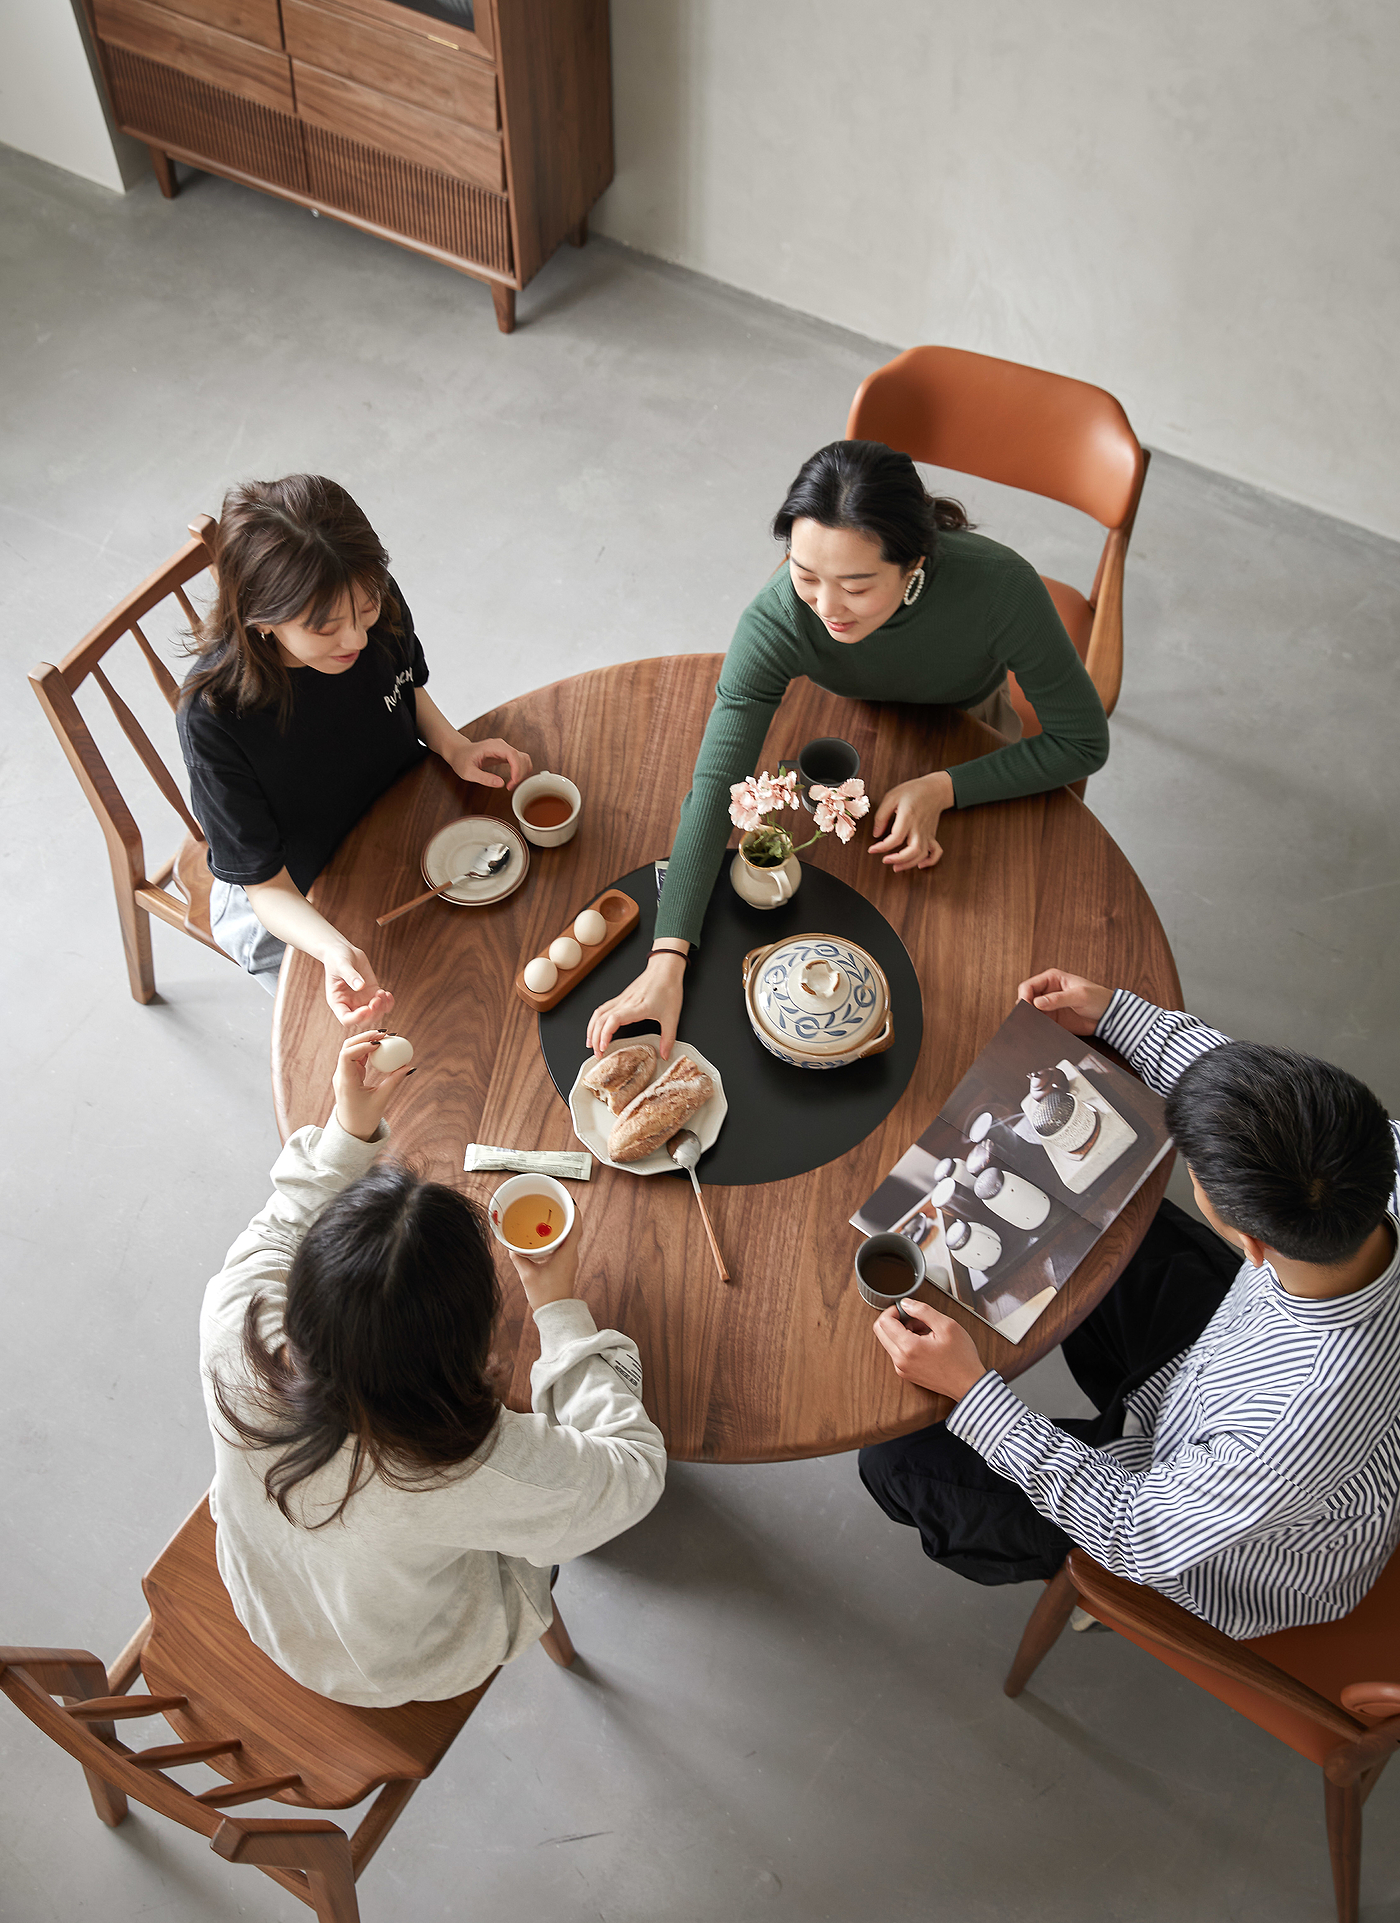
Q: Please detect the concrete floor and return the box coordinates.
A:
[2,142,1398,1922]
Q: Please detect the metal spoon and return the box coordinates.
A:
[376,845,511,925]
[666,1128,730,1283]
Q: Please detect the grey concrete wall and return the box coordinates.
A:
[594,0,1400,541]
[0,0,144,193]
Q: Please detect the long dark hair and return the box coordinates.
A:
[182,474,397,724]
[771,440,971,571]
[212,1162,503,1525]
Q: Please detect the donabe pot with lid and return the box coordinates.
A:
[740,933,893,1070]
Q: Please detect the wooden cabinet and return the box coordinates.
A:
[83,0,611,331]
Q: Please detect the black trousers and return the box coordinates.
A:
[857,1200,1241,1585]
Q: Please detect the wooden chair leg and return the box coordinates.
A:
[113,877,157,1002]
[148,147,178,198]
[491,284,516,334]
[538,1599,576,1669]
[1325,1778,1362,1923]
[1004,1562,1078,1697]
[349,1778,419,1878]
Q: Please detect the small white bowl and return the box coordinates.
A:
[512,771,582,847]
[487,1174,576,1266]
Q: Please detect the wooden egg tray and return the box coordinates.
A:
[514,888,640,1012]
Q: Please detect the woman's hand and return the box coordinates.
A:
[321,940,390,1029]
[1017,968,1113,1036]
[587,950,687,1060]
[507,1231,581,1312]
[871,1298,986,1399]
[332,1030,414,1141]
[868,771,955,871]
[444,734,533,791]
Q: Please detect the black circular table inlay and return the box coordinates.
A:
[539,863,924,1186]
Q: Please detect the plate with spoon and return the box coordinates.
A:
[417,817,530,908]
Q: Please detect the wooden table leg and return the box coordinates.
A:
[491,284,516,334]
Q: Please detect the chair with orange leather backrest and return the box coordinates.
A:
[29,515,230,1003]
[1002,1547,1400,1923]
[1,1496,577,1922]
[845,346,1149,735]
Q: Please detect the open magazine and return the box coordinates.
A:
[851,1001,1171,1344]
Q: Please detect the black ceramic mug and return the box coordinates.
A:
[797,736,861,812]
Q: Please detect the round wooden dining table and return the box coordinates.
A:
[272,656,1181,1463]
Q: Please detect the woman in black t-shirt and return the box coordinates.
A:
[178,475,530,1023]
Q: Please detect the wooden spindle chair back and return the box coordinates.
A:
[1,1497,578,1922]
[29,515,232,1002]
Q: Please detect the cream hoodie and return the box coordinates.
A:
[199,1116,666,1707]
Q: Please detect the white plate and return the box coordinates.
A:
[568,1040,728,1176]
[421,818,530,906]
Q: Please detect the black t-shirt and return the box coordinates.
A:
[177,583,430,896]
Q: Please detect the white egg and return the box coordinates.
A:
[573,909,608,946]
[549,935,582,969]
[372,1035,414,1072]
[523,955,558,994]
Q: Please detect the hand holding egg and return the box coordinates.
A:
[334,1030,415,1141]
[370,1034,414,1073]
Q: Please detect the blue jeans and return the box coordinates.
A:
[209,880,287,996]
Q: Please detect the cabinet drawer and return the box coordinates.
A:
[284,0,496,130]
[94,0,292,113]
[155,0,283,52]
[292,62,503,192]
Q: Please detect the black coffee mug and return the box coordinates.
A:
[797,736,861,812]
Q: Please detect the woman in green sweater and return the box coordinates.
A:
[587,439,1110,1060]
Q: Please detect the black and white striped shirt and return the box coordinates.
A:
[947,991,1400,1638]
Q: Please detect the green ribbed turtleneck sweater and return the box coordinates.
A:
[654,530,1109,948]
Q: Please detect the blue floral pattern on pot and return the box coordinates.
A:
[745,934,892,1068]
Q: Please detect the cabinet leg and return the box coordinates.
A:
[148,147,179,199]
[568,214,588,247]
[490,284,516,333]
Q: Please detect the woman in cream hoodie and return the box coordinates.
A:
[200,1031,666,1707]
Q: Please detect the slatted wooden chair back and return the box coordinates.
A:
[28,516,230,1002]
[1,1497,577,1922]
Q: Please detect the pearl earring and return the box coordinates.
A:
[902,566,926,607]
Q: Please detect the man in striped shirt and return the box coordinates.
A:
[859,970,1400,1639]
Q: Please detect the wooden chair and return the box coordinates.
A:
[0,1497,577,1922]
[845,345,1149,734]
[29,517,231,1002]
[1004,1548,1400,1923]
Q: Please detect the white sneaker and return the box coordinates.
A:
[1070,1606,1107,1633]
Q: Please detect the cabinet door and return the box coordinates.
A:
[283,0,496,129]
[292,62,504,191]
[94,0,293,112]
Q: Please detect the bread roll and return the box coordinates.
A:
[608,1055,714,1163]
[582,1043,657,1115]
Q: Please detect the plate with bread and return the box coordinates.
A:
[570,1039,727,1175]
